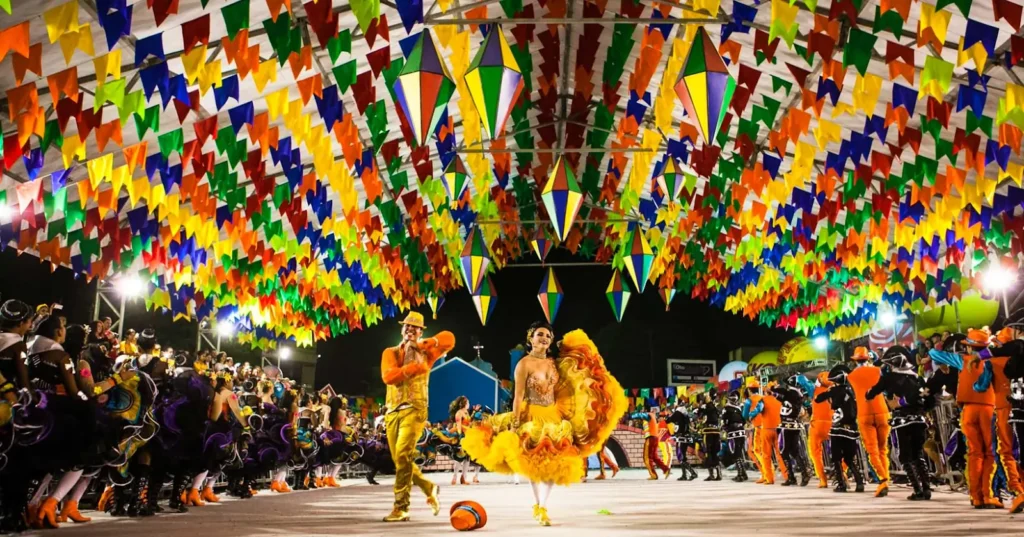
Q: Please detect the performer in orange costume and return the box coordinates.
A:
[759,383,785,485]
[642,411,671,480]
[808,371,833,488]
[379,312,454,522]
[984,327,1024,513]
[848,346,891,497]
[742,380,766,482]
[937,328,1000,508]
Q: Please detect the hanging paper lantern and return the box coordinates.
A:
[441,155,469,202]
[531,227,554,264]
[428,294,445,319]
[674,27,736,146]
[606,270,631,322]
[537,267,564,324]
[464,26,525,139]
[659,288,677,312]
[656,158,686,203]
[540,157,584,242]
[623,227,654,294]
[472,276,498,326]
[460,227,491,295]
[393,31,456,146]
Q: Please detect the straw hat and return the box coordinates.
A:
[399,311,426,329]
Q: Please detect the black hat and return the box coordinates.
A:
[0,299,33,324]
[828,364,850,383]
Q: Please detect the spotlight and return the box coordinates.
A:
[216,323,235,338]
[879,311,897,327]
[982,264,1017,294]
[814,336,828,350]
[117,274,146,298]
[279,347,292,360]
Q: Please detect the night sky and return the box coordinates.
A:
[314,249,795,398]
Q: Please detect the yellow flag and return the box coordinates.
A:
[43,1,79,44]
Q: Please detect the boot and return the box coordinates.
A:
[58,500,91,523]
[677,466,690,481]
[36,498,60,528]
[915,459,932,501]
[687,463,698,480]
[167,475,190,513]
[799,467,811,487]
[834,473,848,493]
[96,486,114,513]
[110,485,131,517]
[128,466,155,518]
[148,470,166,514]
[185,487,206,506]
[905,462,925,501]
[201,486,220,503]
[367,469,380,485]
[704,468,715,481]
[850,461,865,493]
[294,470,308,490]
[713,465,723,481]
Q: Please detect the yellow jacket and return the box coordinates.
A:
[381,332,455,412]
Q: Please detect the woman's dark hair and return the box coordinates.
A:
[524,321,556,358]
[328,397,346,428]
[63,324,88,359]
[449,395,469,420]
[278,389,296,411]
[35,314,66,340]
[214,375,228,392]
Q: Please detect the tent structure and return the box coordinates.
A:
[0,1,1022,350]
[428,356,500,423]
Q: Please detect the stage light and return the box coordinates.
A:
[279,347,292,360]
[117,274,146,298]
[982,264,1017,294]
[814,336,828,350]
[879,311,897,327]
[216,323,235,338]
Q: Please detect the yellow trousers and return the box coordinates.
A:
[385,406,434,511]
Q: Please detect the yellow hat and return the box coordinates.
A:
[400,311,426,329]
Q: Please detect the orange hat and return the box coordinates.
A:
[746,378,760,389]
[816,371,832,387]
[450,501,487,531]
[996,327,1015,344]
[965,327,992,348]
[851,346,871,361]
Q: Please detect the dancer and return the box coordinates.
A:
[868,346,935,501]
[642,410,671,480]
[594,442,619,480]
[379,312,454,522]
[697,390,721,481]
[721,392,748,482]
[462,322,627,526]
[777,374,812,486]
[933,329,1000,508]
[759,382,785,485]
[742,380,766,482]
[668,403,698,481]
[808,372,833,488]
[446,396,473,486]
[848,346,891,497]
[816,365,864,492]
[981,326,1024,513]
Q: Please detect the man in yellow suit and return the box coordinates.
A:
[380,312,455,522]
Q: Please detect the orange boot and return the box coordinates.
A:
[201,486,220,503]
[58,500,91,523]
[278,480,292,493]
[185,488,206,506]
[96,486,114,512]
[326,476,340,487]
[37,498,60,528]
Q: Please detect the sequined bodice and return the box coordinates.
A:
[526,365,558,406]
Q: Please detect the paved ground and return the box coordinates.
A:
[26,469,1024,536]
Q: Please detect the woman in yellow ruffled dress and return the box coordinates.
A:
[462,321,628,526]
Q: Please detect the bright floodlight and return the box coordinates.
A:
[983,264,1017,293]
[879,311,897,327]
[0,204,11,223]
[216,323,235,338]
[117,275,146,298]
[814,336,828,350]
[279,347,292,360]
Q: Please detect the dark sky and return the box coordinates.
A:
[315,249,795,397]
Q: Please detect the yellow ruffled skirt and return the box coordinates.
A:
[462,330,628,486]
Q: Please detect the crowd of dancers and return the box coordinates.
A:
[0,298,418,532]
[635,309,1024,516]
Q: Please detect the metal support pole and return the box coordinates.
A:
[425,16,720,25]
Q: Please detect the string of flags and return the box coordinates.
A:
[0,0,1022,349]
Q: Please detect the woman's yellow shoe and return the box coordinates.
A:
[537,506,551,526]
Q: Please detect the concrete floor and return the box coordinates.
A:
[27,469,1024,536]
